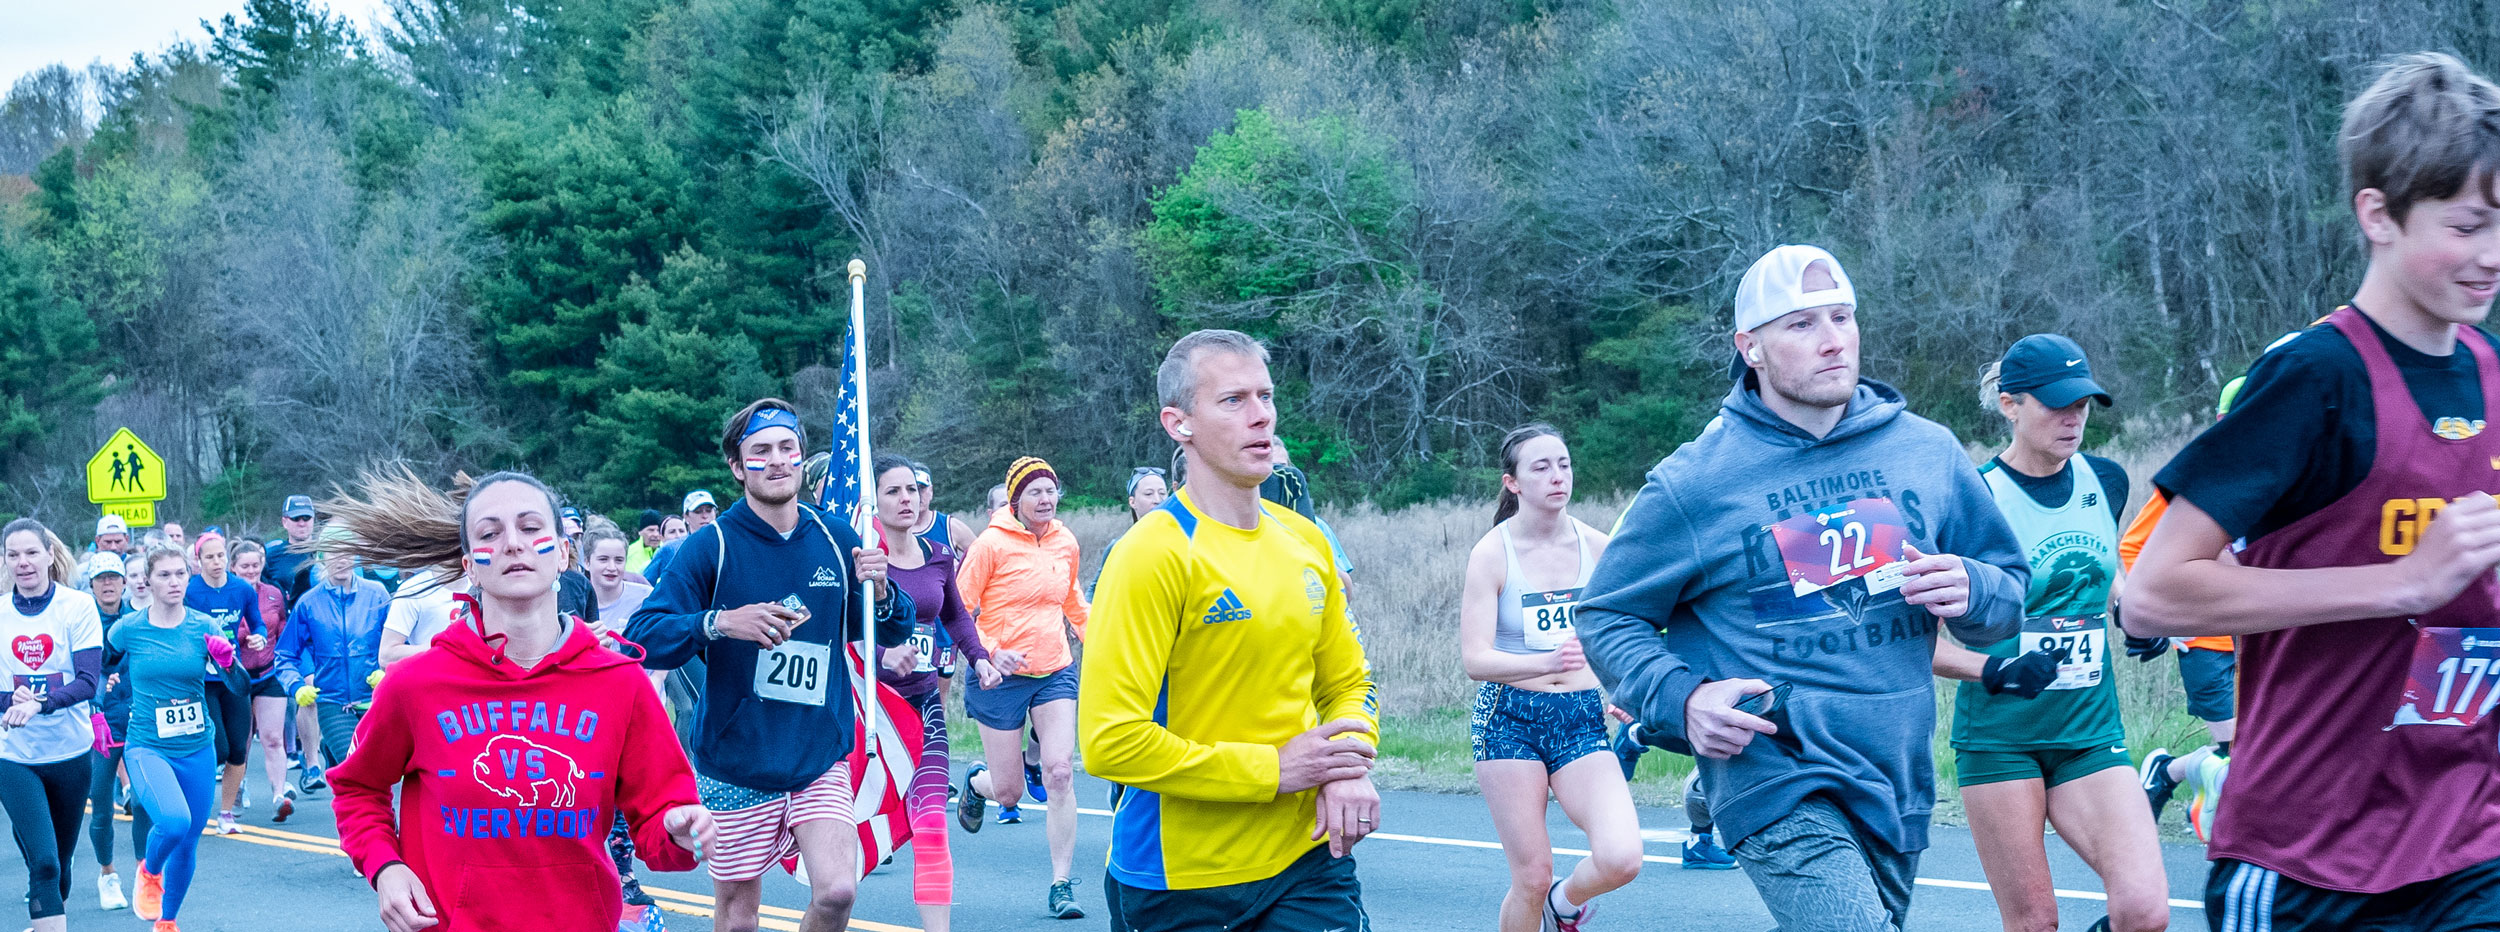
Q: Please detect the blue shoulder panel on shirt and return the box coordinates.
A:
[1157,496,1198,539]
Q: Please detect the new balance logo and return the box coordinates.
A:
[1202,589,1254,624]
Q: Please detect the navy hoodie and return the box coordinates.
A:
[628,499,913,794]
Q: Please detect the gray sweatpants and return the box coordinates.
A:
[1731,794,1918,932]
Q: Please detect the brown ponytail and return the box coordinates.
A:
[320,464,563,586]
[1492,423,1564,527]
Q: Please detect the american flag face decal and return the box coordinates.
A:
[531,535,560,555]
[469,547,495,566]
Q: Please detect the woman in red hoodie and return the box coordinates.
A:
[322,467,714,932]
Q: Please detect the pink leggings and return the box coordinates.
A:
[904,689,953,905]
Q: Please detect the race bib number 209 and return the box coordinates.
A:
[755,640,831,706]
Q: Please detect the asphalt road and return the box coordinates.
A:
[9,759,2220,931]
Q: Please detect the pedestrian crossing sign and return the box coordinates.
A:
[86,428,167,507]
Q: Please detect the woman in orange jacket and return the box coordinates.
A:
[952,456,1091,919]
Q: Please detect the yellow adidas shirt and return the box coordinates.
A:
[1078,487,1378,890]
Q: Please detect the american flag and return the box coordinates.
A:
[815,328,866,525]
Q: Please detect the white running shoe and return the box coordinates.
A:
[217,811,240,835]
[97,872,127,910]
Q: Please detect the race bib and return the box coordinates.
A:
[908,625,939,674]
[156,698,206,738]
[2018,615,2107,691]
[2391,626,2500,729]
[1520,589,1580,652]
[1767,498,1911,598]
[754,640,831,706]
[9,674,62,699]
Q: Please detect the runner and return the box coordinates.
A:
[1602,715,1737,870]
[174,532,263,837]
[627,510,664,575]
[1458,424,1640,931]
[377,566,463,668]
[1125,468,1170,522]
[115,545,251,932]
[317,466,714,932]
[160,524,185,554]
[627,397,914,932]
[2119,377,2252,826]
[1576,244,2030,932]
[987,484,1009,515]
[225,541,298,822]
[273,528,390,775]
[263,495,320,604]
[1,519,105,932]
[2128,52,2500,931]
[909,466,982,556]
[685,489,718,533]
[1934,335,2167,932]
[662,515,690,544]
[82,553,147,911]
[954,455,1091,918]
[873,454,1001,932]
[1083,328,1380,932]
[93,516,131,559]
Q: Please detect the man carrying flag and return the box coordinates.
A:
[628,394,914,932]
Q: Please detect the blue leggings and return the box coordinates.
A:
[125,745,216,919]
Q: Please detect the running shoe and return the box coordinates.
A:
[2139,748,2180,821]
[621,875,658,908]
[956,764,987,833]
[1681,832,1738,870]
[300,768,326,794]
[97,871,127,911]
[1025,763,1049,803]
[274,785,296,823]
[238,786,250,811]
[1609,723,1646,782]
[2186,754,2228,844]
[617,902,669,932]
[152,921,181,932]
[1540,879,1594,931]
[133,867,163,921]
[1048,879,1083,919]
[998,804,1024,825]
[217,810,240,835]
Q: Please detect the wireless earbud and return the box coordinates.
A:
[1746,348,1762,364]
[1177,425,1195,437]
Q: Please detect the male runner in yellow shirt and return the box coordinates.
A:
[1081,328,1381,931]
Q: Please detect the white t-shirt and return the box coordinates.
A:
[1,586,105,764]
[382,570,464,649]
[596,582,652,636]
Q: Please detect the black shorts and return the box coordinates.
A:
[2207,857,2500,932]
[1106,846,1368,932]
[2178,647,2236,723]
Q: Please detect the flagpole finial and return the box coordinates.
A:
[847,258,866,283]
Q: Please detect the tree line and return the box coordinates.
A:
[1,0,2491,530]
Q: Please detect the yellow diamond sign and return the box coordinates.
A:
[87,428,167,507]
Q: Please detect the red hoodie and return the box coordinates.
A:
[329,613,698,931]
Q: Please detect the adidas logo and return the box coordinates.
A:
[1202,589,1254,625]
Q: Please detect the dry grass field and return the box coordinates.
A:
[970,425,2217,832]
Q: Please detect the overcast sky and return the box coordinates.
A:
[3,0,394,94]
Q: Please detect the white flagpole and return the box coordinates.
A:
[848,257,882,779]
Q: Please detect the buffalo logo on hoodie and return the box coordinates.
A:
[472,734,586,808]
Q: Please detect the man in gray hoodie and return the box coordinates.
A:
[1578,244,2031,932]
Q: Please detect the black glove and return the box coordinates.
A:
[1982,649,2063,699]
[2113,604,2169,662]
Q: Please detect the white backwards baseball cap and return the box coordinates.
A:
[1733,244,1856,333]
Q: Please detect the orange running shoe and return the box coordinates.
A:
[133,866,164,921]
[152,920,182,932]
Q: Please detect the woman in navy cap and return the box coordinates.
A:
[1935,334,2168,932]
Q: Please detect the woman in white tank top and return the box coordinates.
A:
[1458,425,1641,932]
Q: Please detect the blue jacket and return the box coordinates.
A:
[627,500,914,794]
[275,578,391,706]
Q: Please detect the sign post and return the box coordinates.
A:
[86,428,167,527]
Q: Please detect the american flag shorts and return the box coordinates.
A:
[698,766,855,883]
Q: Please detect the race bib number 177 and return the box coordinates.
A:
[2392,626,2500,729]
[1766,498,1911,598]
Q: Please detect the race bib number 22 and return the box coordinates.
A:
[1767,498,1911,598]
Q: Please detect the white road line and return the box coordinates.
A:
[1077,807,2204,910]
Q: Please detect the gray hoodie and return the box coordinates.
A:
[1579,377,2027,854]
